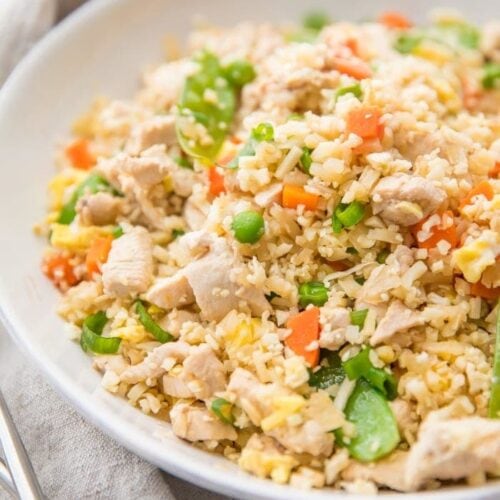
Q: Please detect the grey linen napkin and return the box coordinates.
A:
[0,1,227,498]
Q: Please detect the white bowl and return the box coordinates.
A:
[0,0,498,498]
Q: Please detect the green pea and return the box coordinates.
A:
[482,62,500,90]
[231,210,265,244]
[211,398,234,425]
[298,281,329,307]
[376,248,391,264]
[303,11,330,32]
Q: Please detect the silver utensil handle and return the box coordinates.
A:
[0,391,44,500]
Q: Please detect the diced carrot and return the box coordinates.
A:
[208,166,226,196]
[412,210,458,250]
[470,282,500,300]
[459,181,494,209]
[285,307,320,367]
[489,162,500,179]
[352,137,383,155]
[344,38,359,57]
[230,135,242,145]
[331,57,372,80]
[86,236,113,276]
[282,184,320,211]
[378,11,413,30]
[42,253,79,290]
[346,107,384,140]
[65,138,95,170]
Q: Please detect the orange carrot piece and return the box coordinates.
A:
[459,181,494,209]
[285,307,320,367]
[86,236,113,276]
[489,162,500,179]
[378,11,413,29]
[282,184,319,211]
[470,282,500,300]
[331,57,372,80]
[352,137,383,155]
[42,253,79,290]
[412,210,458,250]
[65,138,95,170]
[208,166,226,196]
[347,107,383,140]
[344,38,359,57]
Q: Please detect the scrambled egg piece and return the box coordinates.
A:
[50,223,113,251]
[48,169,87,210]
[112,325,147,343]
[453,230,500,283]
[239,445,298,484]
[260,395,305,432]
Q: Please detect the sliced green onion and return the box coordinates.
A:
[171,228,185,240]
[211,398,234,425]
[231,210,265,244]
[482,63,500,90]
[394,34,423,54]
[288,113,304,121]
[111,225,124,239]
[174,156,194,169]
[335,379,400,462]
[224,60,256,87]
[488,307,500,418]
[58,174,118,225]
[303,11,330,32]
[251,123,274,142]
[336,83,362,100]
[309,352,345,389]
[80,311,121,354]
[350,309,368,329]
[336,201,366,227]
[299,147,313,174]
[135,301,173,343]
[435,21,480,50]
[376,248,391,264]
[343,348,398,400]
[298,281,329,307]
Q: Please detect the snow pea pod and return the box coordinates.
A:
[488,307,500,418]
[177,52,255,161]
[337,379,400,462]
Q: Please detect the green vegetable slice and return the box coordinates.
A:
[171,228,185,240]
[350,309,368,329]
[336,83,362,100]
[80,311,121,354]
[111,225,124,239]
[176,51,237,161]
[488,307,500,418]
[343,348,398,400]
[332,201,366,233]
[251,122,274,142]
[482,63,500,90]
[211,398,235,425]
[58,174,118,225]
[309,351,345,389]
[336,379,400,462]
[299,147,313,174]
[376,248,390,264]
[298,281,329,307]
[303,11,330,32]
[394,34,423,54]
[135,301,173,343]
[224,60,256,87]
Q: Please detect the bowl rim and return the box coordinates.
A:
[0,0,499,498]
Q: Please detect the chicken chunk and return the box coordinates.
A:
[405,416,500,490]
[120,340,190,384]
[77,192,122,226]
[158,309,200,337]
[145,274,195,310]
[319,305,350,350]
[170,403,237,442]
[161,374,194,398]
[182,235,271,322]
[181,344,226,399]
[370,300,423,346]
[271,420,333,457]
[93,355,129,376]
[372,174,446,226]
[126,115,177,155]
[342,451,410,492]
[102,227,154,298]
[254,183,283,208]
[183,197,207,231]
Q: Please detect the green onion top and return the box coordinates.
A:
[488,307,500,418]
[135,301,173,344]
[482,63,500,90]
[80,311,121,355]
[111,225,124,239]
[309,351,345,389]
[336,83,362,100]
[211,398,235,425]
[332,201,366,234]
[303,11,331,32]
[171,228,185,240]
[251,123,274,142]
[231,210,265,244]
[350,309,368,329]
[299,147,313,174]
[224,60,256,87]
[298,281,329,307]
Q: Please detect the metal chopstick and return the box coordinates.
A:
[0,390,44,500]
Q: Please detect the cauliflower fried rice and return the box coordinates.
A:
[37,9,500,494]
